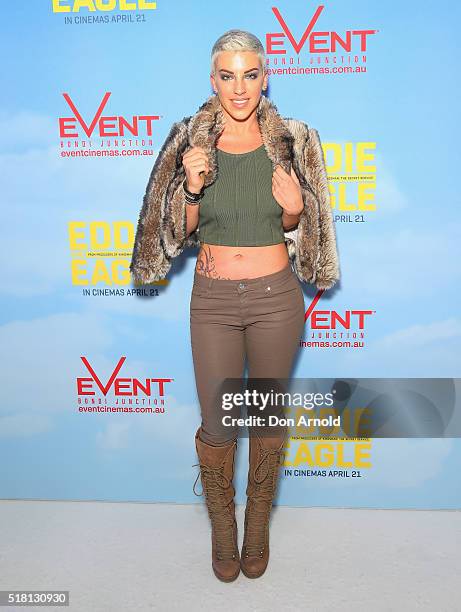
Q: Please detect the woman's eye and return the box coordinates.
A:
[221,73,258,81]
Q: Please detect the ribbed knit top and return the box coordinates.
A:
[198,144,285,246]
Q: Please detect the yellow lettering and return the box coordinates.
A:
[316,443,335,467]
[90,222,111,250]
[344,142,354,174]
[112,259,130,284]
[92,259,112,284]
[357,142,376,173]
[71,259,131,285]
[337,183,355,211]
[73,0,96,11]
[323,142,341,173]
[293,442,313,467]
[53,0,157,12]
[284,441,372,469]
[68,222,86,249]
[71,260,88,285]
[119,0,136,8]
[96,0,117,11]
[355,443,372,468]
[113,221,134,249]
[96,0,117,10]
[53,0,71,12]
[357,183,376,211]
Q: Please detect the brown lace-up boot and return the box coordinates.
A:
[240,429,286,579]
[193,428,240,582]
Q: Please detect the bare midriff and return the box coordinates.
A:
[193,133,290,280]
[195,242,289,280]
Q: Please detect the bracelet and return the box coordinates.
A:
[183,179,203,204]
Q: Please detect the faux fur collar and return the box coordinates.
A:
[185,94,296,188]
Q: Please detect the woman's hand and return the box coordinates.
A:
[182,146,210,194]
[272,165,304,215]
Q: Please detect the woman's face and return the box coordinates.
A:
[210,50,268,122]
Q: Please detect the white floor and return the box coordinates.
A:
[0,500,460,612]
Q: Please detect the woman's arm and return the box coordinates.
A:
[186,202,200,237]
[282,210,301,231]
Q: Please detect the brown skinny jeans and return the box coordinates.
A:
[190,262,305,446]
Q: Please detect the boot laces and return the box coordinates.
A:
[192,463,237,561]
[244,447,283,558]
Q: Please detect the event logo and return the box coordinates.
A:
[265,5,377,73]
[52,0,156,18]
[301,290,375,349]
[77,356,173,413]
[68,220,165,292]
[59,92,158,156]
[326,141,377,221]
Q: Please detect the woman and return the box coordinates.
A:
[130,30,340,582]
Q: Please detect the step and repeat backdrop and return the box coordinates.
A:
[1,1,460,509]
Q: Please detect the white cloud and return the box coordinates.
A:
[96,421,131,450]
[334,316,461,377]
[0,110,55,150]
[361,438,453,488]
[375,151,409,213]
[339,224,461,298]
[377,318,461,349]
[0,311,113,418]
[0,412,54,437]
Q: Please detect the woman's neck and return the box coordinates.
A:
[220,106,260,138]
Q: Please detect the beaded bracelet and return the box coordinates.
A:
[183,179,203,205]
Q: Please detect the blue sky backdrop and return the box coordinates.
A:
[0,1,460,508]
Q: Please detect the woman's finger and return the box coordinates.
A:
[274,164,289,179]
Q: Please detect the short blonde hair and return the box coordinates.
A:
[211,29,266,76]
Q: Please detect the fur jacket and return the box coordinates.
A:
[130,93,340,290]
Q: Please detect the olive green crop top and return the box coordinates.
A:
[197,144,285,246]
